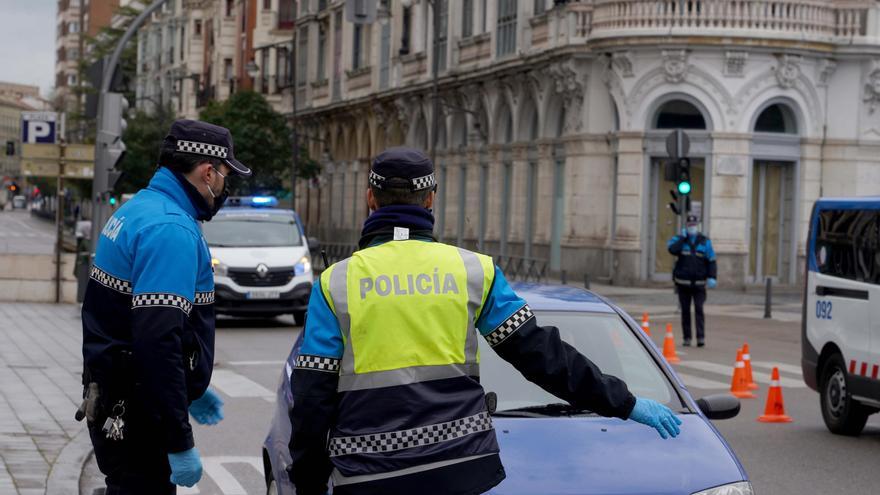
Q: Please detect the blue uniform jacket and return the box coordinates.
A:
[81,167,215,453]
[667,233,718,287]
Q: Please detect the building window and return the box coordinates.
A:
[260,49,270,93]
[352,24,363,70]
[318,0,327,10]
[298,27,308,85]
[276,46,289,88]
[400,6,411,55]
[300,0,308,15]
[279,0,295,29]
[497,0,517,56]
[534,0,545,15]
[68,74,77,86]
[462,0,473,38]
[194,19,202,36]
[263,0,271,9]
[69,21,79,33]
[481,0,487,32]
[224,58,233,80]
[179,26,185,60]
[436,0,447,71]
[68,48,79,60]
[226,0,234,17]
[317,24,326,80]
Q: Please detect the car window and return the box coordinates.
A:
[202,216,303,247]
[479,311,678,412]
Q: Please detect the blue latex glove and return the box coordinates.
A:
[168,448,202,487]
[189,388,224,425]
[628,397,682,439]
[707,278,717,289]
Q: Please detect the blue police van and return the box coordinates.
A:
[802,197,880,435]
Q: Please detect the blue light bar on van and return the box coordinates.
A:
[224,196,279,208]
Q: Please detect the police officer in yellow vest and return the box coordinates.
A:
[287,147,682,495]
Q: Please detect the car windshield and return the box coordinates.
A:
[480,310,680,414]
[202,215,303,247]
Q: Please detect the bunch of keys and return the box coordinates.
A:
[102,401,126,441]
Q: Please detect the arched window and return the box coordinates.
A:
[654,99,707,130]
[754,103,797,134]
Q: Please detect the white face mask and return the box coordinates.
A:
[687,226,699,236]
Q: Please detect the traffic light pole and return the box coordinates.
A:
[56,140,66,303]
[89,0,168,258]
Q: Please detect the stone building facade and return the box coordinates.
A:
[290,0,880,287]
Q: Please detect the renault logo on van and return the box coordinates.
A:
[256,263,269,278]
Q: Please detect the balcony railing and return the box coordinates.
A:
[590,0,870,40]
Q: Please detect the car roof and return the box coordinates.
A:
[216,207,295,217]
[814,197,880,210]
[509,282,616,313]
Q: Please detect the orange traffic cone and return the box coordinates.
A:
[742,343,759,390]
[662,323,680,363]
[730,349,756,399]
[641,313,651,336]
[758,367,793,423]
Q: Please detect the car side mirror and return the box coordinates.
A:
[307,237,320,253]
[696,394,740,420]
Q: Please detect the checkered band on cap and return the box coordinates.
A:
[194,291,215,305]
[328,411,493,457]
[411,173,436,191]
[485,304,534,347]
[368,170,386,189]
[90,266,132,294]
[294,354,340,373]
[132,293,193,315]
[176,140,229,159]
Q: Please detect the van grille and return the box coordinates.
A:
[228,267,294,287]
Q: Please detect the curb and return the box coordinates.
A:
[46,425,92,495]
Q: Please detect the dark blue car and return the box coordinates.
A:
[262,284,751,495]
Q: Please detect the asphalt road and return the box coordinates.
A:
[0,209,56,254]
[83,309,880,495]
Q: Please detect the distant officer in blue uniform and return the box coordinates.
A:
[668,215,717,347]
[287,147,682,495]
[80,120,252,494]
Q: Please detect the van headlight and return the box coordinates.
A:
[693,482,753,495]
[211,258,228,277]
[294,256,311,276]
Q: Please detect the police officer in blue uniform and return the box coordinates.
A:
[287,148,682,495]
[667,215,717,347]
[80,120,251,494]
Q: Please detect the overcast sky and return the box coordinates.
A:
[0,0,58,97]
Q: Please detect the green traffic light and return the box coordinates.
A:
[109,197,117,206]
[677,181,692,195]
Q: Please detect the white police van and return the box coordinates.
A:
[803,197,880,435]
[201,196,313,325]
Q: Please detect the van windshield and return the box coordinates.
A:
[202,215,303,247]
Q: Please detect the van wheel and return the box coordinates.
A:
[820,353,869,436]
[293,311,305,327]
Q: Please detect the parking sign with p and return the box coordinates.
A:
[21,112,58,144]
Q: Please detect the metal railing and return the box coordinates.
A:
[591,0,869,39]
[494,255,549,283]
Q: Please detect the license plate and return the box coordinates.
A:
[246,291,281,300]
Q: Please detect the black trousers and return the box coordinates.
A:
[88,405,176,495]
[677,285,706,342]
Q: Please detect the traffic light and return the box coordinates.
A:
[8,182,18,194]
[96,92,128,198]
[109,196,118,207]
[676,158,692,196]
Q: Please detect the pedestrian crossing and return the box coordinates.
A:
[177,456,265,495]
[0,231,54,238]
[671,358,805,391]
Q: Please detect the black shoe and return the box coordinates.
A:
[682,340,691,347]
[697,340,705,347]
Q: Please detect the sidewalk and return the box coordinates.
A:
[0,303,90,495]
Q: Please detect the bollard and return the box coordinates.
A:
[561,270,567,285]
[764,277,772,319]
[584,273,591,290]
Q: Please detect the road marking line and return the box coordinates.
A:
[178,456,263,495]
[751,361,803,377]
[675,360,806,388]
[226,360,285,366]
[211,369,274,398]
[673,372,729,390]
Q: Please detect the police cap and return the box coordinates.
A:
[686,215,700,225]
[369,147,435,192]
[162,119,252,177]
